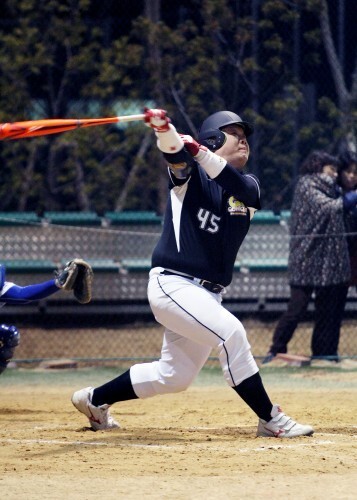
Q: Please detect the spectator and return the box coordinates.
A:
[338,150,357,288]
[263,150,354,364]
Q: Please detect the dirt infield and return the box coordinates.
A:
[0,366,356,500]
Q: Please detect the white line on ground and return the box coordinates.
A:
[1,438,107,446]
[1,437,352,453]
[318,432,357,437]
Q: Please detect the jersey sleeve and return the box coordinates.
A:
[215,164,261,209]
[163,149,196,187]
[0,280,59,304]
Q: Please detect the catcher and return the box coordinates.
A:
[0,259,93,375]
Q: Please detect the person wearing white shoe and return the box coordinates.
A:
[71,108,314,438]
[71,387,119,431]
[257,404,314,438]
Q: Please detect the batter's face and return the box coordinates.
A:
[215,125,249,170]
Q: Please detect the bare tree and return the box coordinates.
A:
[72,146,90,211]
[18,144,39,210]
[45,141,90,210]
[115,131,152,211]
[144,0,168,214]
[319,0,357,150]
[145,0,164,104]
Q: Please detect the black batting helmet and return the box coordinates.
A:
[198,111,254,151]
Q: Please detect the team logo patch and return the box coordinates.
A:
[227,196,247,215]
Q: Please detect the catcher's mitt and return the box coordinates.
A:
[55,259,93,304]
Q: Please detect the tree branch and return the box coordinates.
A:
[18,145,38,210]
[170,85,198,136]
[319,0,349,108]
[115,131,152,211]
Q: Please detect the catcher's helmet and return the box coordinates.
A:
[198,111,254,151]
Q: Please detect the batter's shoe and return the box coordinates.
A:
[257,404,314,438]
[71,386,120,431]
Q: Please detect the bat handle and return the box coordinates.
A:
[117,114,146,123]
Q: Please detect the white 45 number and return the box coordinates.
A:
[197,208,221,233]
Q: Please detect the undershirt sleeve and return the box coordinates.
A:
[0,280,59,304]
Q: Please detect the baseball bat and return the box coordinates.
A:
[0,114,146,141]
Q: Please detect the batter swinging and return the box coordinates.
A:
[72,108,314,438]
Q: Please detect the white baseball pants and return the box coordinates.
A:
[130,268,259,399]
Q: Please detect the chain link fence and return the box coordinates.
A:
[0,212,356,366]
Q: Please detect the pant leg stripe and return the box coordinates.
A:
[157,277,236,386]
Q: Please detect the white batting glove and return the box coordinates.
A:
[144,107,184,154]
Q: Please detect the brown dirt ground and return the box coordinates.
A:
[0,368,356,500]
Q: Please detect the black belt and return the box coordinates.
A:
[161,270,224,294]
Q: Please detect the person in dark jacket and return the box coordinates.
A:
[263,150,357,363]
[338,150,357,288]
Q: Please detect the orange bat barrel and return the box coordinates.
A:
[0,114,145,141]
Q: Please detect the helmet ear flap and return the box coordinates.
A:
[198,129,226,151]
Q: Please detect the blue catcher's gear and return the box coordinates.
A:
[0,264,5,290]
[0,324,20,374]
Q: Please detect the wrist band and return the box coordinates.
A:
[156,124,184,154]
[195,149,227,178]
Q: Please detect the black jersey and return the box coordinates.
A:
[152,160,261,286]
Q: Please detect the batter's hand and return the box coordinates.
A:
[144,108,171,132]
[179,134,207,157]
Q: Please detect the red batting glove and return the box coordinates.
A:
[179,134,207,157]
[144,107,171,132]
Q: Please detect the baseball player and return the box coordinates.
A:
[72,108,314,438]
[0,259,93,375]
